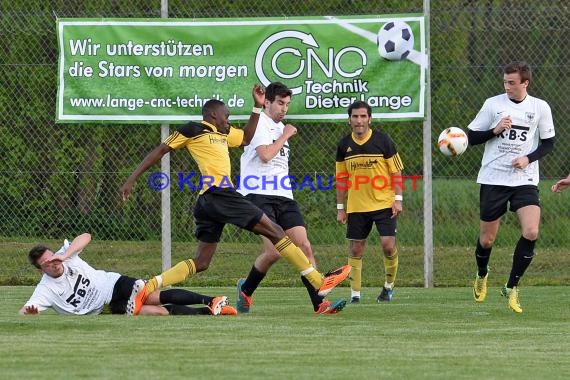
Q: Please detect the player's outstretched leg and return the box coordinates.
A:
[318,265,351,297]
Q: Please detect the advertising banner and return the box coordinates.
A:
[56,15,426,123]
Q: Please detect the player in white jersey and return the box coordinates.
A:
[467,61,555,313]
[19,233,235,316]
[236,82,346,315]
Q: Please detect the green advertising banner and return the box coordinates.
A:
[56,15,426,123]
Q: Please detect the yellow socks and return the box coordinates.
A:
[348,256,362,292]
[275,236,322,289]
[384,250,399,286]
[145,259,197,293]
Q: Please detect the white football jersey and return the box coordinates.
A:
[239,111,293,199]
[24,240,121,315]
[468,93,555,186]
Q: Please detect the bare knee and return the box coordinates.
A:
[522,227,539,241]
[479,235,496,249]
[349,240,366,257]
[479,239,494,249]
[381,240,397,257]
[382,245,397,257]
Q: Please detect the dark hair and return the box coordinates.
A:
[265,82,292,102]
[503,61,532,84]
[347,100,372,117]
[28,245,49,269]
[202,99,226,118]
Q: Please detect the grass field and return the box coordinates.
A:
[2,286,569,379]
[2,237,569,379]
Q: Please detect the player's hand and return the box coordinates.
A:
[119,182,133,201]
[392,201,402,218]
[551,178,570,193]
[283,124,297,139]
[337,209,347,224]
[512,156,529,170]
[24,305,39,315]
[494,114,512,134]
[252,84,265,107]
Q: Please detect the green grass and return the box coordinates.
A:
[1,286,569,379]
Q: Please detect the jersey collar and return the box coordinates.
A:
[201,120,218,133]
[351,128,372,145]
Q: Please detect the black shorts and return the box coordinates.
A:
[479,184,540,222]
[194,187,264,243]
[347,208,397,240]
[244,194,306,231]
[109,275,137,314]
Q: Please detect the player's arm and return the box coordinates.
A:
[391,170,403,218]
[467,129,497,145]
[467,116,512,145]
[515,103,555,169]
[336,185,348,225]
[256,124,297,163]
[335,156,349,224]
[467,101,511,145]
[513,137,554,169]
[241,84,266,146]
[44,233,92,264]
[120,143,173,201]
[526,103,555,163]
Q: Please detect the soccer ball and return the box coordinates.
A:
[377,21,415,61]
[438,127,468,156]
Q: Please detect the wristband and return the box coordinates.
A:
[395,195,403,201]
[252,107,263,114]
[336,204,344,210]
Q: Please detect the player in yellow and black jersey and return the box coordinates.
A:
[335,100,404,304]
[162,117,244,194]
[119,85,350,315]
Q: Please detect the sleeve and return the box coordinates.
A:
[527,137,554,163]
[467,99,496,132]
[164,122,206,150]
[335,143,348,176]
[227,127,244,148]
[538,100,555,139]
[382,136,404,174]
[24,284,53,312]
[54,239,70,255]
[387,152,404,174]
[163,131,192,150]
[248,120,272,151]
[467,129,497,146]
[55,239,81,258]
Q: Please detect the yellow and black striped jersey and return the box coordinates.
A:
[164,121,244,194]
[335,129,404,213]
